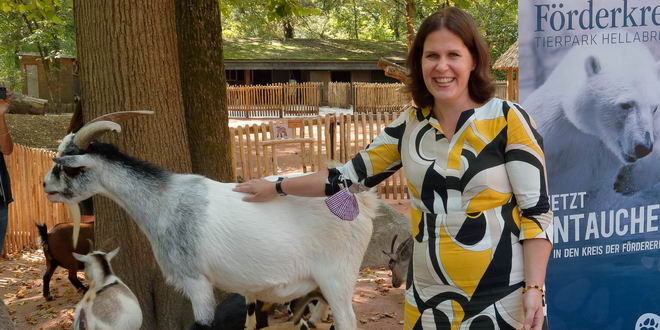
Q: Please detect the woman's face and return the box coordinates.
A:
[421,28,475,108]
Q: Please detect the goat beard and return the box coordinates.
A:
[67,202,82,249]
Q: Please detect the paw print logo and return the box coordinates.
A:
[639,318,658,330]
[636,313,660,330]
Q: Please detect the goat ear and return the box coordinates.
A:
[106,247,119,261]
[53,155,95,169]
[72,252,88,262]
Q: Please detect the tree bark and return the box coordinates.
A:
[405,0,415,50]
[174,0,232,182]
[351,0,359,39]
[75,1,193,328]
[283,19,295,39]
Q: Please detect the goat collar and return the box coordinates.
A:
[95,280,119,295]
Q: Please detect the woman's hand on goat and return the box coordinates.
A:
[233,179,278,202]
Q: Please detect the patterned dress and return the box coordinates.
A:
[326,98,553,329]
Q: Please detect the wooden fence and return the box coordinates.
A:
[328,82,351,108]
[494,80,508,100]
[3,145,69,255]
[353,83,411,113]
[229,112,408,200]
[227,82,321,118]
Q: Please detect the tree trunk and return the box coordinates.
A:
[405,0,415,50]
[75,1,193,328]
[174,0,233,182]
[351,0,359,39]
[283,19,295,39]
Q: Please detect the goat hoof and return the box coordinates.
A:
[44,295,53,301]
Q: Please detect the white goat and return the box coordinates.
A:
[72,248,142,330]
[43,111,379,330]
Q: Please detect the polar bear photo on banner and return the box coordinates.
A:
[523,41,660,208]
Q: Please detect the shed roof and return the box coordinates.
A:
[493,40,518,70]
[224,38,408,62]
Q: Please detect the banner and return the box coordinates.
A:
[518,0,660,328]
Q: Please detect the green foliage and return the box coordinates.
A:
[0,0,72,23]
[220,0,319,39]
[0,0,75,90]
[224,38,407,60]
[456,0,518,80]
[221,0,517,78]
[266,0,319,20]
[0,0,515,87]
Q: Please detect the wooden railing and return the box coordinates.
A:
[352,82,411,113]
[328,82,351,108]
[227,82,321,118]
[229,112,408,200]
[494,80,508,101]
[3,145,69,255]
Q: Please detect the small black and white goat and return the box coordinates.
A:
[382,234,413,288]
[43,111,378,330]
[72,248,142,330]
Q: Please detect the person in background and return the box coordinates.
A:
[0,90,14,257]
[233,7,552,330]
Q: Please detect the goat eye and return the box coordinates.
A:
[63,166,84,177]
[654,106,659,114]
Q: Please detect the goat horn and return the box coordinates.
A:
[87,110,154,125]
[390,234,398,253]
[73,121,121,150]
[67,202,81,249]
[73,110,155,150]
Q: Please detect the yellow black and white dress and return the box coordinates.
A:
[326,98,553,329]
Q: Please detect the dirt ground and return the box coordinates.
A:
[0,249,407,330]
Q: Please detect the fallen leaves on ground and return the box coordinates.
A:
[1,249,84,329]
[5,114,72,151]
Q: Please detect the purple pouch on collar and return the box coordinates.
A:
[325,187,359,221]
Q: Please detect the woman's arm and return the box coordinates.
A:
[522,238,552,330]
[503,102,553,330]
[233,170,328,202]
[234,108,412,203]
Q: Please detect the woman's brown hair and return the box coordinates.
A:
[406,7,495,108]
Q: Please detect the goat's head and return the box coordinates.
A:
[43,111,153,247]
[382,234,413,288]
[73,247,119,283]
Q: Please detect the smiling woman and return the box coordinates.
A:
[393,8,552,330]
[234,7,553,330]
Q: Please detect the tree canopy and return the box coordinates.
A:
[0,0,517,89]
[221,0,518,77]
